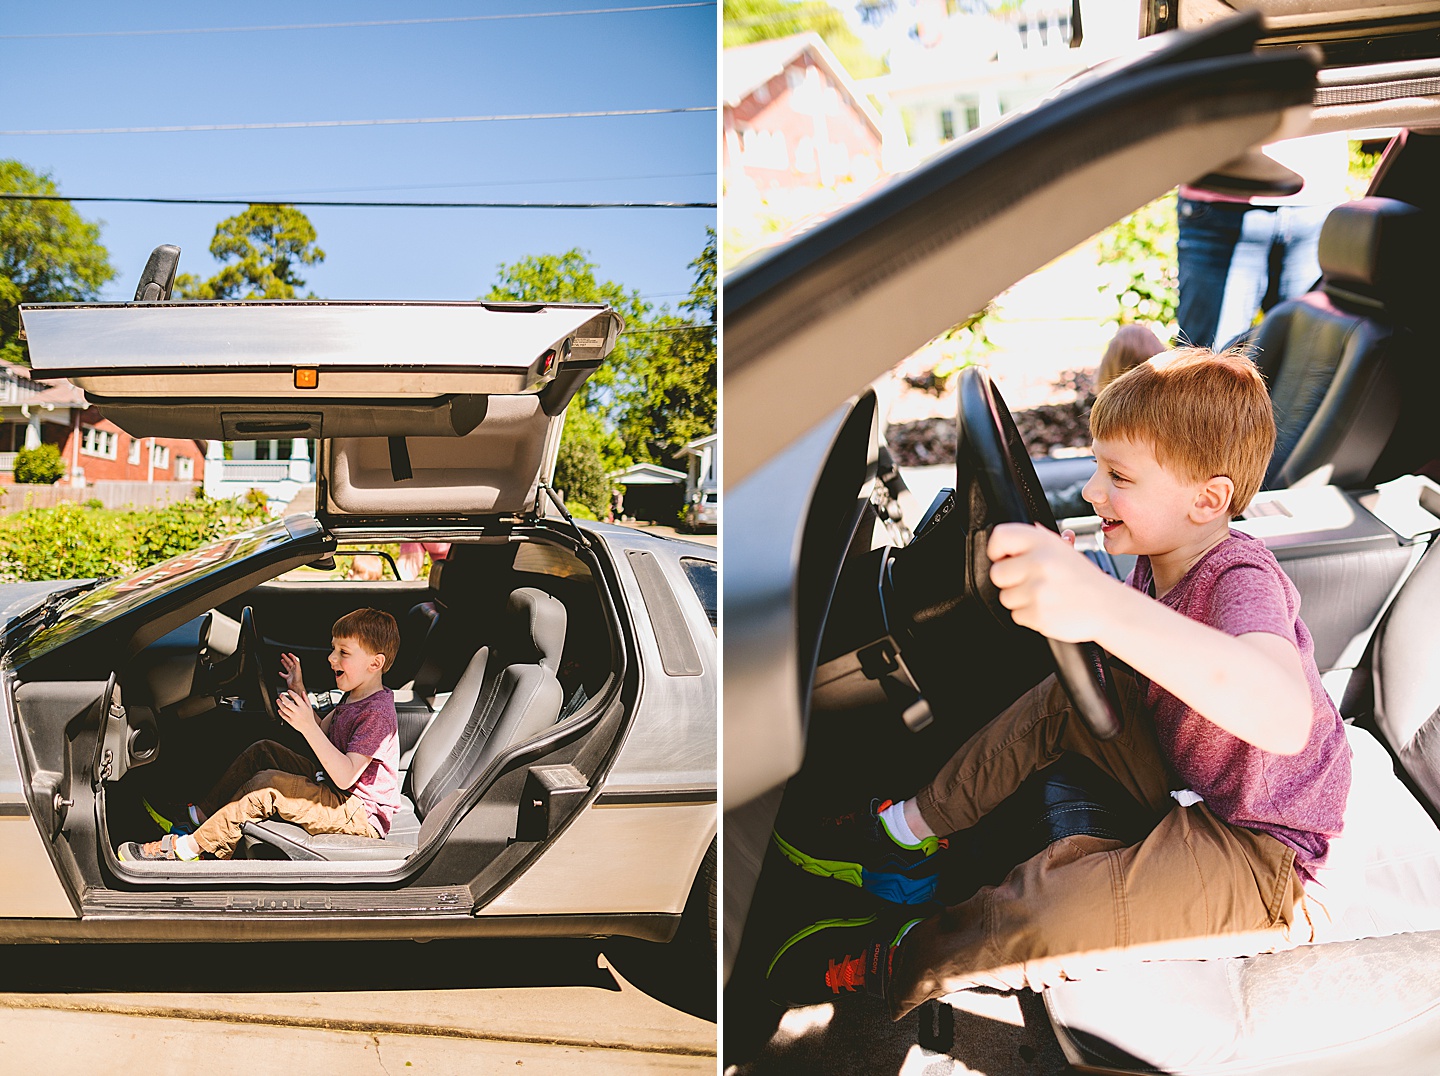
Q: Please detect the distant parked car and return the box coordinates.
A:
[683,487,718,532]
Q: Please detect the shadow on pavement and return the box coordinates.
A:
[731,989,1068,1076]
[0,937,618,995]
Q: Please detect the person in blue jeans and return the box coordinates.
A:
[1177,133,1348,350]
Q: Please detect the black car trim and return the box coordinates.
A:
[594,788,717,806]
[625,550,704,676]
[32,909,681,945]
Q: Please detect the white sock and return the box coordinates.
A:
[175,834,200,861]
[878,800,923,848]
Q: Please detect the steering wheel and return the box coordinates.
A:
[235,606,280,723]
[955,366,1122,740]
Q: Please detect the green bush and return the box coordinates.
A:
[0,494,271,581]
[0,502,131,580]
[12,444,65,485]
[554,437,612,520]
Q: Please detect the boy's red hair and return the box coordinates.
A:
[1090,347,1276,518]
[332,608,400,673]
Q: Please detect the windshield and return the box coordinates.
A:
[5,516,321,667]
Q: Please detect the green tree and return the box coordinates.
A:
[486,236,718,474]
[619,229,717,469]
[723,0,885,78]
[12,443,65,484]
[0,161,117,365]
[553,437,612,520]
[1095,191,1179,332]
[175,205,325,299]
[485,249,649,473]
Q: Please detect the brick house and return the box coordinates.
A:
[723,33,897,194]
[0,359,205,486]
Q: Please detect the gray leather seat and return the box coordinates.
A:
[1037,540,1440,1073]
[1251,197,1428,491]
[242,587,567,862]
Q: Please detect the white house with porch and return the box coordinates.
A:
[204,438,316,510]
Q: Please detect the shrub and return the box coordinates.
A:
[554,438,612,520]
[0,502,131,580]
[13,444,65,485]
[0,494,271,581]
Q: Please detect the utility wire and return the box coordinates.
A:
[225,170,715,199]
[1,4,717,39]
[0,106,715,137]
[622,323,713,334]
[0,193,714,210]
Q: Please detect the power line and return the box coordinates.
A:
[0,193,714,210]
[622,323,714,334]
[1,4,717,40]
[0,106,716,137]
[222,170,716,199]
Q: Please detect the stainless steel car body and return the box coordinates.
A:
[0,293,715,950]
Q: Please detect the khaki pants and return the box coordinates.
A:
[191,739,377,860]
[890,672,1309,1018]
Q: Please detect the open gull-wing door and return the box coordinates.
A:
[20,300,622,521]
[722,11,1318,979]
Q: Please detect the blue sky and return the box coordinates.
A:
[0,2,717,313]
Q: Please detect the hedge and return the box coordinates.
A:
[0,495,271,582]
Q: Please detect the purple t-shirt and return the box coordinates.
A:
[1129,530,1351,879]
[325,687,401,837]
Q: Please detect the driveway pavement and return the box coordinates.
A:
[0,938,715,1074]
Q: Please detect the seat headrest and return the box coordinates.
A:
[1320,197,1425,310]
[506,587,566,673]
[427,558,445,590]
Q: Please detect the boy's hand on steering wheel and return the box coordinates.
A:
[988,523,1119,644]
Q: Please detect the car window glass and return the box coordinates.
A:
[7,518,308,666]
[513,541,593,580]
[281,547,403,582]
[680,557,717,630]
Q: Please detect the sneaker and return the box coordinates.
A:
[773,798,945,905]
[766,912,921,1007]
[117,834,197,862]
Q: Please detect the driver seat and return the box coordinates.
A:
[1030,539,1440,1072]
[241,587,567,862]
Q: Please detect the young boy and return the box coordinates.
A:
[121,608,403,862]
[768,348,1353,1018]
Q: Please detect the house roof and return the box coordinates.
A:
[0,357,86,409]
[682,433,717,454]
[723,32,886,141]
[610,462,687,485]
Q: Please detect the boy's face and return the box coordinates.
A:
[1082,436,1218,557]
[329,634,384,693]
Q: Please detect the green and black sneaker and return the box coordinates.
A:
[773,798,945,905]
[765,911,921,1008]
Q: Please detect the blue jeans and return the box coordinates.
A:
[1176,197,1330,350]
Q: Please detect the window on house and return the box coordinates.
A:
[151,444,170,470]
[940,109,955,142]
[127,438,142,465]
[80,425,118,459]
[176,456,194,480]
